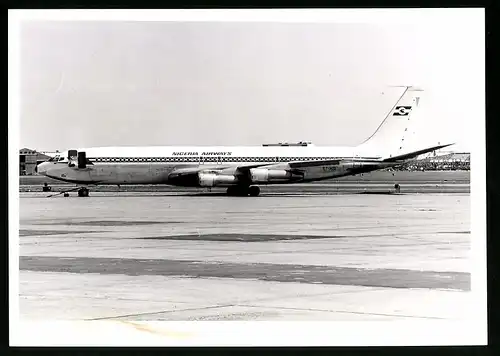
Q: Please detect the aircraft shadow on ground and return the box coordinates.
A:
[40,191,411,198]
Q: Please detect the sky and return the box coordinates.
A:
[18,11,484,152]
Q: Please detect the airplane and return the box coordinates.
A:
[36,86,452,197]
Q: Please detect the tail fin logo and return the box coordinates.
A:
[393,106,412,116]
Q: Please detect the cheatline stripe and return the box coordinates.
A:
[85,156,383,164]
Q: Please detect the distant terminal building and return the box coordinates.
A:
[19,148,52,175]
[396,151,470,171]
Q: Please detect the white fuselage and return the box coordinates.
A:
[35,86,446,195]
[37,145,392,186]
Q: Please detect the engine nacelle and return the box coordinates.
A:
[249,168,293,183]
[198,172,238,187]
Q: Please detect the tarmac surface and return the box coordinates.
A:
[18,172,472,322]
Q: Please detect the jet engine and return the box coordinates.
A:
[198,172,238,187]
[249,168,299,183]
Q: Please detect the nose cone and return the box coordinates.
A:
[36,162,50,176]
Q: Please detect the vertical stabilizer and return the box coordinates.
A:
[357,86,423,158]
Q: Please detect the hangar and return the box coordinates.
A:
[19,148,51,175]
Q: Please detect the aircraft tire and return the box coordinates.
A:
[248,186,260,197]
[78,187,89,197]
[227,186,250,196]
[226,186,239,196]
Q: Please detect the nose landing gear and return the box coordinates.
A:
[47,186,90,198]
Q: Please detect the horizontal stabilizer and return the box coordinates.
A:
[383,143,454,162]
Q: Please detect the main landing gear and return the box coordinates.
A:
[226,185,260,197]
[77,187,90,197]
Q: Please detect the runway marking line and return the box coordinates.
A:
[85,304,236,321]
[237,304,448,320]
[116,320,195,340]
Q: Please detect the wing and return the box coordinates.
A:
[287,159,342,168]
[169,163,263,175]
[167,158,346,182]
[167,157,383,186]
[167,163,271,183]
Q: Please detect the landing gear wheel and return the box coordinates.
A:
[227,186,246,196]
[248,186,260,197]
[226,187,237,196]
[78,187,89,197]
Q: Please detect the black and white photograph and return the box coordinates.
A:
[9,9,486,346]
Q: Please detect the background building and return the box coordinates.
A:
[395,151,470,171]
[19,148,51,175]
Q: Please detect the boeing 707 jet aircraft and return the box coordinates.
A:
[36,86,452,197]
